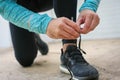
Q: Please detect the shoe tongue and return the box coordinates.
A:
[66,45,86,63]
[66,45,77,53]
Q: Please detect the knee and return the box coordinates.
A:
[15,56,36,67]
[18,60,33,67]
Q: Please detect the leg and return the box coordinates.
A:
[10,0,53,67]
[9,23,38,67]
[53,0,77,51]
[53,0,99,80]
[17,0,53,12]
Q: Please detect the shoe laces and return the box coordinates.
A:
[65,35,87,64]
[67,35,87,80]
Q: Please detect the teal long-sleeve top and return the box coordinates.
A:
[0,0,100,34]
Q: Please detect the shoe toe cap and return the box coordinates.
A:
[72,64,99,77]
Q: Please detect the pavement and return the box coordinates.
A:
[0,38,120,80]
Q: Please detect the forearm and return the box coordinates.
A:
[0,0,52,34]
[79,0,101,12]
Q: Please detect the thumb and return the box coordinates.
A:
[76,17,84,26]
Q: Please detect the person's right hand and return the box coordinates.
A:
[46,17,80,39]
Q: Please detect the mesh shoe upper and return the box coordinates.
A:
[60,45,99,79]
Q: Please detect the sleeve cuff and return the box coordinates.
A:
[79,0,101,12]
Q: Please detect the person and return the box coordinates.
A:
[0,0,101,80]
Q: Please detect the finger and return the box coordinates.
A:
[76,17,85,26]
[63,18,81,33]
[59,30,77,39]
[88,15,100,31]
[81,15,93,34]
[61,24,80,38]
[76,17,82,26]
[76,17,86,30]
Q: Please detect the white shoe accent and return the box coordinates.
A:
[59,65,70,74]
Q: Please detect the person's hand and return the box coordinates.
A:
[46,17,80,39]
[76,9,100,34]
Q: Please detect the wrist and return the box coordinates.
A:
[79,0,100,12]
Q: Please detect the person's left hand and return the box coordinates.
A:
[76,9,100,34]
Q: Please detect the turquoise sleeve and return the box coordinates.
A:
[0,0,53,34]
[79,0,101,12]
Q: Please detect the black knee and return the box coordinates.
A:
[16,55,36,67]
[9,22,38,67]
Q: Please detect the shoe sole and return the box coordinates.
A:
[60,64,99,80]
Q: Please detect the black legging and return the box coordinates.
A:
[10,0,77,67]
